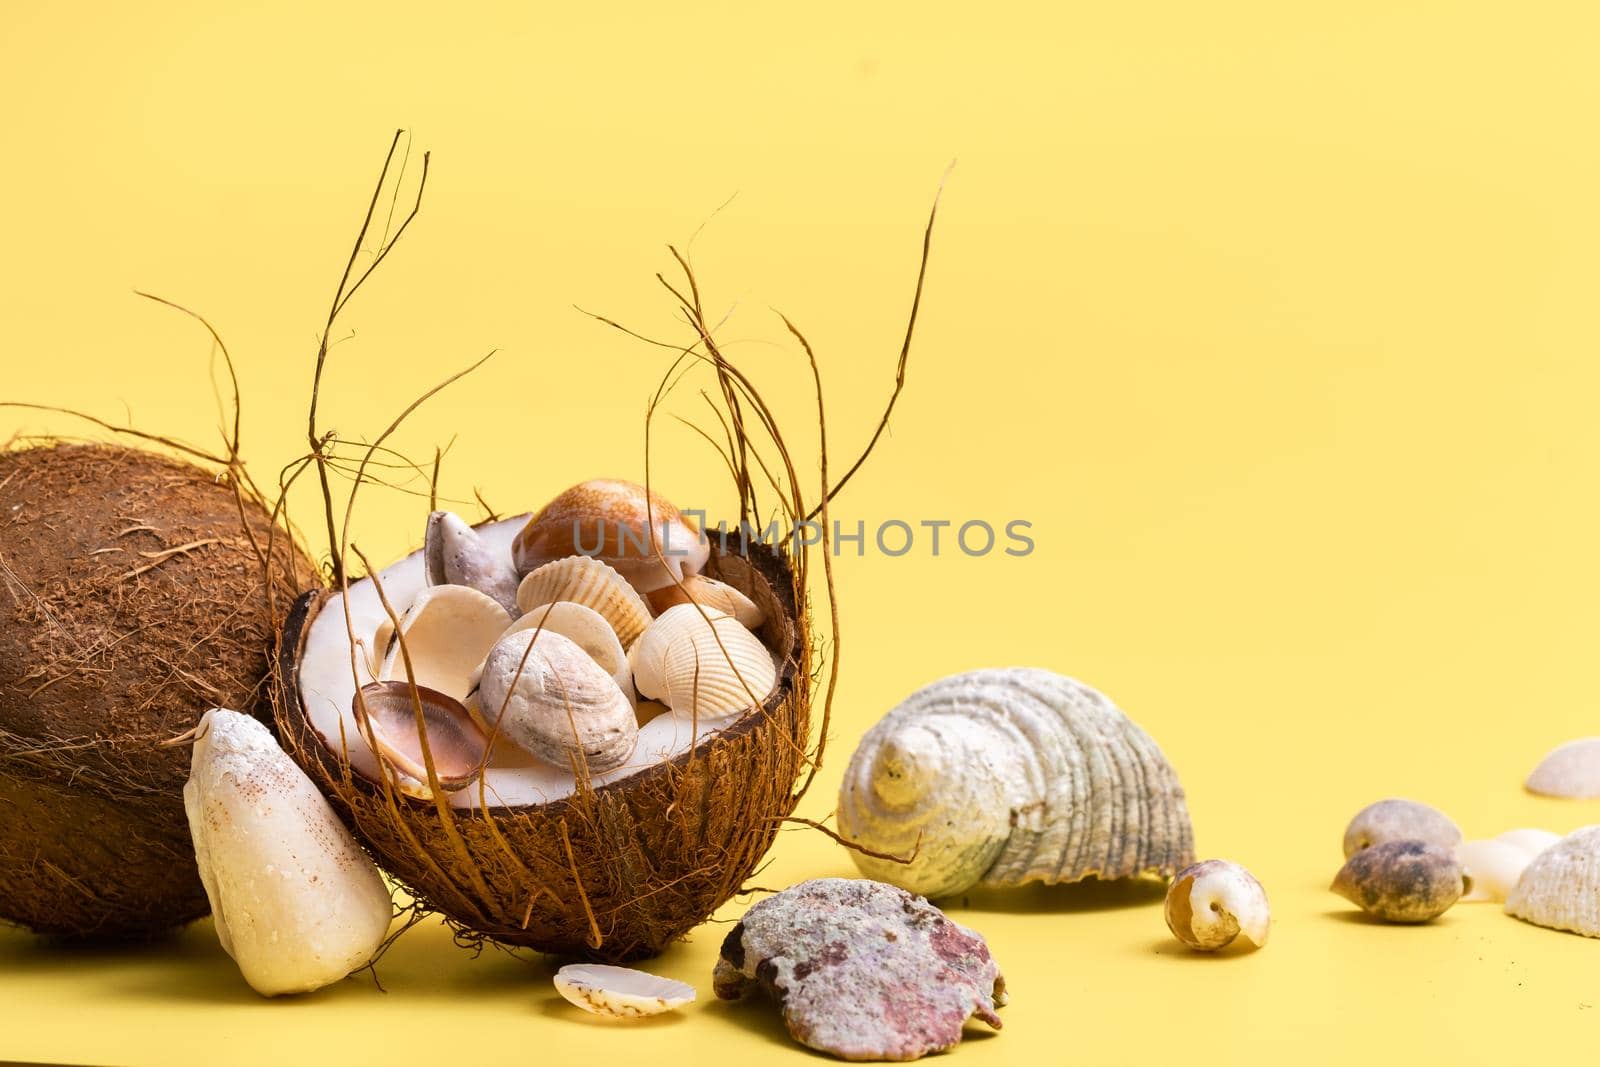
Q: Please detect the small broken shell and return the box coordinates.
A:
[553,964,696,1017]
[378,584,512,701]
[837,668,1194,899]
[1525,738,1600,798]
[1505,825,1600,937]
[646,574,765,629]
[478,627,638,772]
[512,478,709,594]
[1341,798,1461,858]
[356,681,491,797]
[506,600,635,702]
[184,709,392,996]
[1331,840,1465,922]
[1165,860,1269,951]
[628,604,776,723]
[713,878,1004,1061]
[424,510,520,613]
[516,555,653,649]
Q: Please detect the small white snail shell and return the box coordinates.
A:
[1165,860,1269,951]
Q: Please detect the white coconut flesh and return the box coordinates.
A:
[296,515,781,809]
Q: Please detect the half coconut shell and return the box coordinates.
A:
[275,530,807,961]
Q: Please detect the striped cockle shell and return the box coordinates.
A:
[646,574,765,629]
[628,604,776,723]
[836,668,1195,899]
[1505,825,1600,937]
[516,555,653,649]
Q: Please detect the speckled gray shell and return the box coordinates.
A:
[837,668,1195,899]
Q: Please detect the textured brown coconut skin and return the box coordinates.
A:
[0,443,315,937]
[276,543,809,961]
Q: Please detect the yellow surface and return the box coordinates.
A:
[4,1,1600,1063]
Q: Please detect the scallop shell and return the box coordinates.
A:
[506,601,635,703]
[512,479,709,594]
[515,555,653,649]
[355,681,491,798]
[553,964,696,1017]
[647,574,765,629]
[836,667,1195,899]
[377,584,511,702]
[1505,825,1600,937]
[1525,738,1600,798]
[628,604,777,723]
[478,627,638,773]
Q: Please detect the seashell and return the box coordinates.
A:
[1164,859,1269,951]
[628,604,776,723]
[478,627,638,773]
[377,583,511,702]
[424,510,520,613]
[1341,798,1460,858]
[836,668,1195,899]
[1525,738,1600,798]
[1497,828,1561,856]
[646,574,765,629]
[1331,840,1464,922]
[713,878,1004,1061]
[184,709,393,996]
[356,681,491,798]
[554,964,696,1017]
[512,478,709,595]
[516,555,653,649]
[1505,825,1600,937]
[506,601,634,703]
[1457,839,1535,903]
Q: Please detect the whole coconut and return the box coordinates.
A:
[0,443,315,937]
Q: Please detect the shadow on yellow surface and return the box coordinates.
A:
[953,876,1168,914]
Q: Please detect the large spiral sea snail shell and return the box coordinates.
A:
[837,667,1195,898]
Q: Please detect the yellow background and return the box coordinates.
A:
[4,2,1600,1063]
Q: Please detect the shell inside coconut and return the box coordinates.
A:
[276,515,806,960]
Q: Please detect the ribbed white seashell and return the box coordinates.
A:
[1525,738,1600,798]
[837,667,1195,899]
[1505,825,1600,936]
[424,510,520,613]
[553,964,696,1017]
[478,627,638,772]
[627,604,776,722]
[516,555,653,649]
[377,584,511,702]
[506,601,634,704]
[647,574,765,629]
[184,709,392,996]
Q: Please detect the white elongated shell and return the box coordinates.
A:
[647,574,765,629]
[1165,859,1269,950]
[478,627,638,772]
[837,668,1195,899]
[629,604,776,722]
[424,510,520,612]
[1506,825,1600,936]
[1457,840,1532,902]
[553,964,696,1017]
[1498,828,1562,856]
[506,601,634,703]
[183,709,392,996]
[378,584,511,702]
[516,555,653,648]
[1525,738,1600,798]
